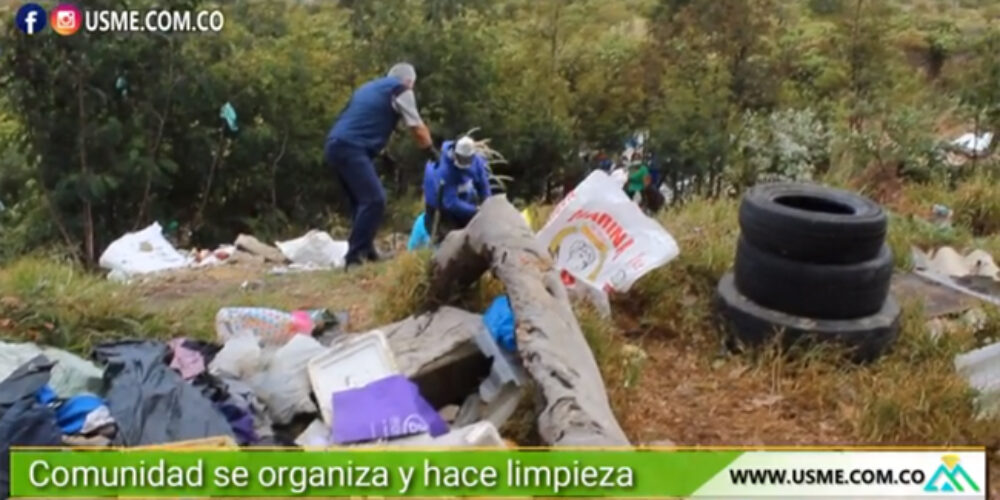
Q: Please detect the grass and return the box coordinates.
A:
[1,175,999,484]
[954,172,1000,237]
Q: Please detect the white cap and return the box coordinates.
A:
[452,136,476,169]
[455,136,475,157]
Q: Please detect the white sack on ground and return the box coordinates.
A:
[538,170,680,292]
[98,223,191,276]
[276,230,348,268]
[952,132,993,156]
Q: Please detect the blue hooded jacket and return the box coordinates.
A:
[326,76,407,156]
[424,140,491,223]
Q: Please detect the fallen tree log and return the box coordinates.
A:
[428,196,630,446]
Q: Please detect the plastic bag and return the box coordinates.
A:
[538,170,680,292]
[483,296,516,353]
[408,213,431,251]
[249,335,322,425]
[330,375,448,444]
[98,223,190,276]
[276,230,348,268]
[215,307,314,346]
[209,334,261,379]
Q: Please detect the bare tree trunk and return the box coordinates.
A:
[428,196,631,447]
[37,175,81,262]
[193,130,228,233]
[271,130,289,210]
[848,0,865,133]
[134,42,176,230]
[76,76,95,265]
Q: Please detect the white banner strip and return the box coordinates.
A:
[694,451,986,498]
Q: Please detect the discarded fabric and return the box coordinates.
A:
[483,296,516,352]
[330,375,448,444]
[0,341,104,398]
[56,395,114,435]
[191,373,266,446]
[538,170,680,292]
[168,338,206,380]
[276,230,348,268]
[0,356,63,499]
[98,222,191,277]
[215,307,314,346]
[93,341,234,446]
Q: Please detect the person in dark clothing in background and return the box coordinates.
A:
[324,63,437,268]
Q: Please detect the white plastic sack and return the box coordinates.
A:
[538,170,680,292]
[952,132,994,156]
[209,333,261,380]
[98,223,190,276]
[609,168,628,187]
[249,335,322,425]
[276,230,348,268]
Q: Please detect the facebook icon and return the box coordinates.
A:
[15,3,47,35]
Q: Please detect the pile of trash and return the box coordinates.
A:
[99,223,351,281]
[0,297,524,495]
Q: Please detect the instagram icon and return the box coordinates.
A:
[50,4,82,36]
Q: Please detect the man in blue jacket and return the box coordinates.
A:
[324,63,437,268]
[424,136,492,243]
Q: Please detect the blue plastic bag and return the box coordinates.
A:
[407,213,430,251]
[483,295,516,352]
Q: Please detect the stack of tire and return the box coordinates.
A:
[716,183,901,362]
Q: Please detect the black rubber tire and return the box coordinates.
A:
[739,183,888,264]
[733,237,894,320]
[715,272,900,363]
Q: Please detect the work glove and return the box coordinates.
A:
[426,145,441,164]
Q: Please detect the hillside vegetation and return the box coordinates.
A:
[0,0,997,262]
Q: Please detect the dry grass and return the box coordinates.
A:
[954,172,1000,237]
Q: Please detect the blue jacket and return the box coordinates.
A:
[424,140,491,223]
[326,76,407,156]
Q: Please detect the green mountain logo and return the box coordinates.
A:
[924,455,980,493]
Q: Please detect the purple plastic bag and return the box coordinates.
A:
[330,375,448,444]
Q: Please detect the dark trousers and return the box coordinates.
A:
[325,140,385,264]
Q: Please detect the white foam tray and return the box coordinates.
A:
[308,330,399,426]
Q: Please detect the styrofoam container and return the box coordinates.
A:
[308,330,399,425]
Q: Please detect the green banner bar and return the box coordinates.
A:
[10,449,741,497]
